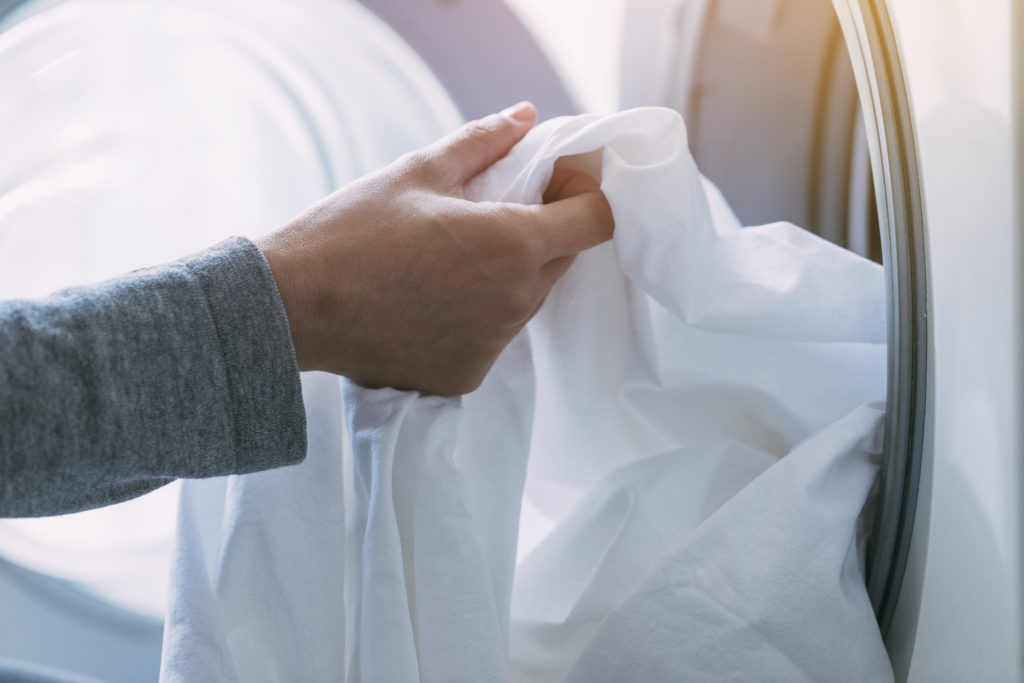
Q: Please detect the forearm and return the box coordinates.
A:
[0,237,306,517]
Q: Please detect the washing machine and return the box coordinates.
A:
[0,0,1020,681]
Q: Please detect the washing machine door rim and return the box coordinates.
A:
[830,0,928,639]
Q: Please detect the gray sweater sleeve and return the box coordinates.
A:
[0,237,307,517]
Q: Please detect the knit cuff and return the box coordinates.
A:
[183,237,307,473]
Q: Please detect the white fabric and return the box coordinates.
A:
[161,107,892,682]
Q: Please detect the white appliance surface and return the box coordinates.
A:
[881,1,1022,680]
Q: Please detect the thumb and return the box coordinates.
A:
[435,101,537,187]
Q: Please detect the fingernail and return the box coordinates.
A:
[500,101,536,123]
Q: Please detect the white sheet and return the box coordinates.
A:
[161,107,891,682]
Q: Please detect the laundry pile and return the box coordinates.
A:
[161,107,892,682]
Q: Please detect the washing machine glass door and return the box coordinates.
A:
[0,0,460,622]
[356,0,577,120]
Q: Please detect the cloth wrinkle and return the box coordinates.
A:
[182,260,242,473]
[163,107,892,682]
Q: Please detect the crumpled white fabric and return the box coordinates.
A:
[161,107,892,682]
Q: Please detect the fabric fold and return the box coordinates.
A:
[164,106,891,682]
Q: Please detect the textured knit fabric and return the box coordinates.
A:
[0,237,306,517]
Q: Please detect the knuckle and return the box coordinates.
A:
[460,115,500,140]
[444,371,485,396]
[502,223,545,267]
[394,148,418,167]
[386,152,428,187]
[473,207,545,270]
[446,115,504,153]
[397,148,440,181]
[457,374,485,395]
[498,286,540,325]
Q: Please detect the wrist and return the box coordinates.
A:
[255,233,321,372]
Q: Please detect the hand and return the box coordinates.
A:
[256,102,613,395]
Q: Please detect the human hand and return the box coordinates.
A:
[256,102,613,395]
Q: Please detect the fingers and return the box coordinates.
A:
[543,165,599,204]
[433,101,538,187]
[529,175,614,259]
[540,254,576,286]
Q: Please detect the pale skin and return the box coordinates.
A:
[256,101,614,396]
